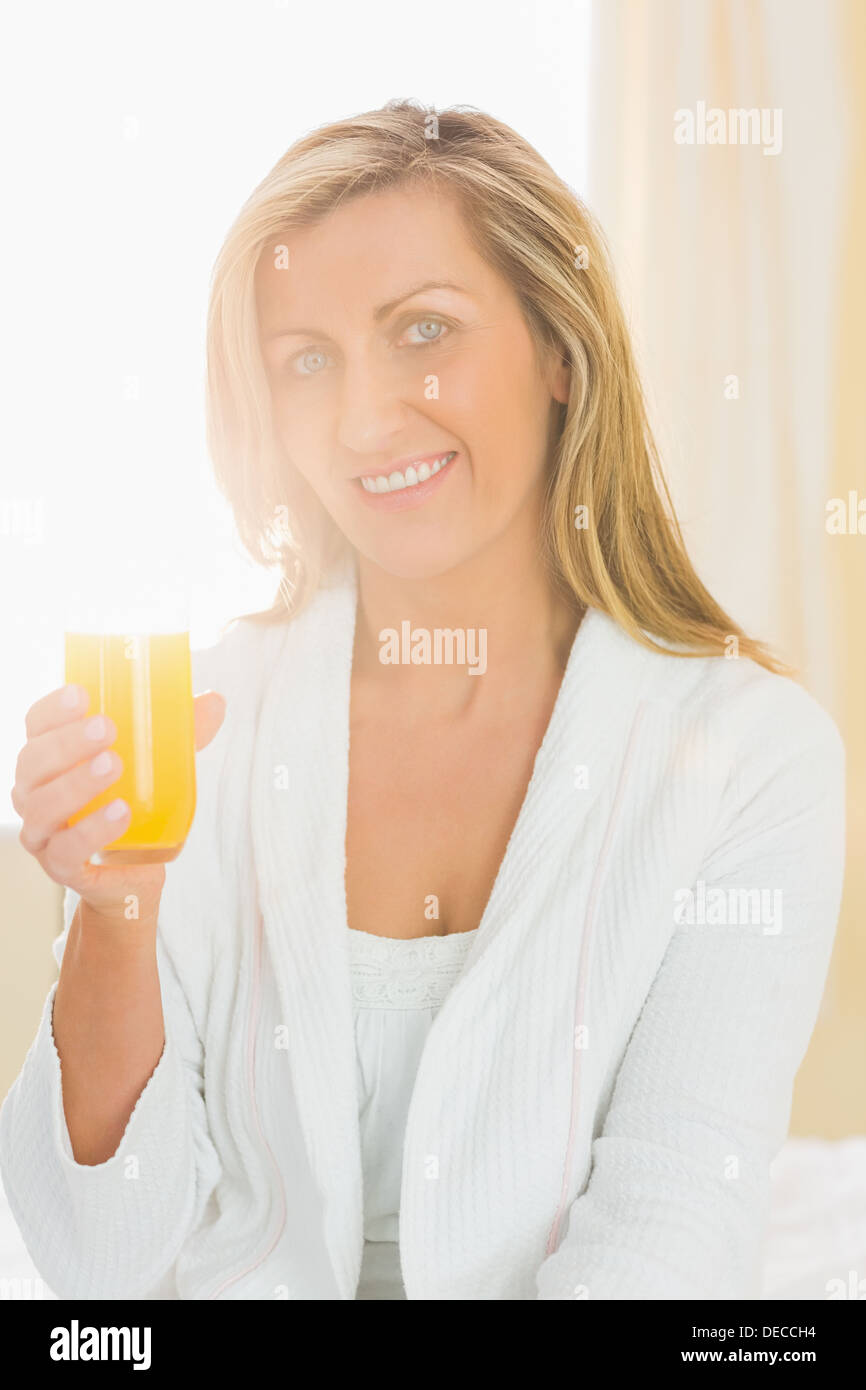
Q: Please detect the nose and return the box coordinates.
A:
[335,349,410,457]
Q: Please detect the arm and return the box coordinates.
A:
[52,899,166,1167]
[0,885,222,1299]
[535,690,846,1300]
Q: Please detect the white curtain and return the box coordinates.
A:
[585,0,866,1135]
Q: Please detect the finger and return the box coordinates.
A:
[15,711,118,799]
[15,692,223,817]
[24,684,92,739]
[19,747,124,854]
[38,797,133,887]
[193,691,226,751]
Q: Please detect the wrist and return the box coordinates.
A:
[75,899,160,952]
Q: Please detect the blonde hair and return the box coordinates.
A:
[206,99,786,673]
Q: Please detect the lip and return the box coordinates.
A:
[353,452,459,513]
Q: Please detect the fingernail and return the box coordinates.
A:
[105,798,129,821]
[84,715,107,740]
[90,751,113,777]
[61,684,84,709]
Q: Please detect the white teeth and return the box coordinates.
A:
[360,452,455,495]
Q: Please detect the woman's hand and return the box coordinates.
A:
[11,684,226,928]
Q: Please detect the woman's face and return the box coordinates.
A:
[255,183,569,580]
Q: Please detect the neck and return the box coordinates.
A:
[351,523,583,716]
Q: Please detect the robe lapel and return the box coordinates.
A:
[250,565,362,1301]
[397,605,657,1296]
[423,600,656,991]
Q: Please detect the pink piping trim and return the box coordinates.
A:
[545,701,648,1257]
[206,907,287,1299]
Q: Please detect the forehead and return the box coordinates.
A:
[255,183,498,334]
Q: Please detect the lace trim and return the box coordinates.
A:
[346,926,478,1010]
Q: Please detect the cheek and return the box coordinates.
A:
[438,337,545,485]
[269,385,330,486]
[271,382,313,441]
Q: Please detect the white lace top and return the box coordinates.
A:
[348,925,479,1300]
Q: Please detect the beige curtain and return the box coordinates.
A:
[587,0,865,1135]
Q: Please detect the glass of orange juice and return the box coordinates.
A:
[63,588,196,865]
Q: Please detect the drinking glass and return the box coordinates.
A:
[63,586,195,864]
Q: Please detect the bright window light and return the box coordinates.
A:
[0,0,592,823]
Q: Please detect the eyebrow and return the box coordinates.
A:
[263,280,474,341]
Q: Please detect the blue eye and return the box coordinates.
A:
[290,348,331,377]
[402,317,449,346]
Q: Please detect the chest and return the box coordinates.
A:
[345,695,554,939]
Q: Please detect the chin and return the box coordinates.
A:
[351,535,474,584]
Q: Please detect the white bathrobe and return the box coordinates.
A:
[0,562,846,1300]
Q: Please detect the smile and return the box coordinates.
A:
[359,451,457,493]
[353,451,459,512]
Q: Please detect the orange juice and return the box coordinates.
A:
[64,631,196,863]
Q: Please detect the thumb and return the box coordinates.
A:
[193,690,227,751]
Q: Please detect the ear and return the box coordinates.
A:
[541,341,571,405]
[550,354,571,406]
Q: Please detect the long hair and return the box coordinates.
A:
[206,99,786,672]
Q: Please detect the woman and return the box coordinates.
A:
[1,101,845,1300]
